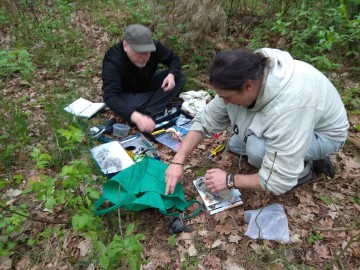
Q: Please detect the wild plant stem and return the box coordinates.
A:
[254,152,277,240]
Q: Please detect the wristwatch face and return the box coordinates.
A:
[227,181,234,189]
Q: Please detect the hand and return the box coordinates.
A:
[130,111,156,133]
[161,73,175,92]
[165,163,184,195]
[204,168,227,193]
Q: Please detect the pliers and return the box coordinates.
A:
[208,144,225,158]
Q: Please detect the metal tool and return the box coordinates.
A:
[208,144,225,158]
[89,118,116,139]
[150,129,166,136]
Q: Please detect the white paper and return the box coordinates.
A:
[64,97,105,118]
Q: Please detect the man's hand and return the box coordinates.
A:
[204,168,227,193]
[165,163,184,195]
[161,73,176,92]
[130,111,155,133]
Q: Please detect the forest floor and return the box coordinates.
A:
[1,6,360,270]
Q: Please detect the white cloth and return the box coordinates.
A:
[179,90,211,116]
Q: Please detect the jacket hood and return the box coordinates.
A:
[251,48,295,111]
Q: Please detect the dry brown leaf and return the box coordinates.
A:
[202,255,222,269]
[202,235,215,248]
[198,229,209,237]
[188,244,198,257]
[314,243,331,259]
[197,144,207,150]
[145,248,172,268]
[215,222,235,235]
[78,237,92,257]
[228,233,242,243]
[0,256,12,270]
[328,211,339,219]
[211,239,222,248]
[15,257,31,270]
[289,233,302,243]
[214,211,228,223]
[177,243,187,262]
[343,157,360,169]
[178,232,194,245]
[319,216,334,229]
[250,242,263,254]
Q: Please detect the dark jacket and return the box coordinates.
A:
[102,40,181,120]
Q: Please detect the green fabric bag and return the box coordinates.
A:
[93,156,201,219]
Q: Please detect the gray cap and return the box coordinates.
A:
[124,24,156,53]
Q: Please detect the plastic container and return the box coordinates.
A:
[112,123,131,138]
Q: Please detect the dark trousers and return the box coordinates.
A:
[124,70,185,116]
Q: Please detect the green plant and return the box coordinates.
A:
[123,0,155,25]
[57,126,84,151]
[182,252,200,270]
[354,196,360,204]
[307,231,324,244]
[0,106,30,172]
[319,195,334,205]
[72,211,99,232]
[90,223,145,270]
[168,234,176,246]
[0,49,34,78]
[0,204,28,256]
[31,147,52,169]
[254,1,360,73]
[25,156,100,213]
[341,86,360,111]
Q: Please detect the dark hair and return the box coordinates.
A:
[208,48,268,91]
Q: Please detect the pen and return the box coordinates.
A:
[120,134,140,144]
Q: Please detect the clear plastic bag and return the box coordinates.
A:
[244,203,289,243]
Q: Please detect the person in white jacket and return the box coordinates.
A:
[165,48,348,195]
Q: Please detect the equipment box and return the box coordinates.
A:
[146,107,193,152]
[91,134,159,178]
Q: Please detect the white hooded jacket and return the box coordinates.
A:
[190,48,348,194]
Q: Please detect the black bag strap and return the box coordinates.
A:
[159,200,202,219]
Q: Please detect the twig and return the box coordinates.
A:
[322,234,360,270]
[312,225,356,232]
[0,205,70,225]
[53,132,63,158]
[25,0,39,24]
[117,182,123,240]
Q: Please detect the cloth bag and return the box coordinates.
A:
[94,156,201,219]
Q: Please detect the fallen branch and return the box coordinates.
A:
[312,225,356,232]
[0,205,70,225]
[347,133,360,149]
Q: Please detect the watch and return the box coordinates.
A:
[226,173,235,189]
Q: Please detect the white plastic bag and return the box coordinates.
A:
[244,203,289,243]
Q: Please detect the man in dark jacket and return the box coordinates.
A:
[102,24,185,132]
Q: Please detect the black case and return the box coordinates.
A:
[145,106,193,144]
